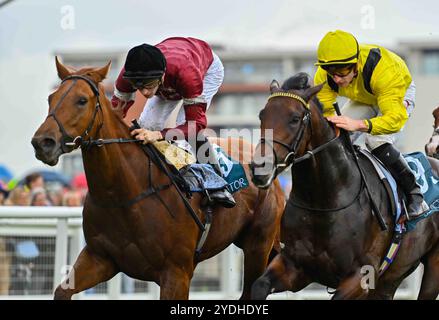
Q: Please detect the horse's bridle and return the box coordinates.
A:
[258,91,339,177]
[47,75,139,152]
[47,75,103,152]
[260,92,312,171]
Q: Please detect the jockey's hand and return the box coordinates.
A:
[326,115,368,132]
[131,128,163,144]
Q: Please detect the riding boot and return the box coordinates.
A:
[209,189,236,208]
[372,143,428,220]
[194,134,236,208]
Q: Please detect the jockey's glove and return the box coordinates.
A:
[131,128,163,144]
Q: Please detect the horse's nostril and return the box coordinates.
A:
[32,136,56,153]
[41,138,56,150]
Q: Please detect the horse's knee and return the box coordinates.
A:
[251,275,272,300]
[54,285,72,300]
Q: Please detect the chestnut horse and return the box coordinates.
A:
[250,74,439,299]
[425,106,439,163]
[31,58,284,299]
[422,105,439,176]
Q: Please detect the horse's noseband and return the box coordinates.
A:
[47,75,103,152]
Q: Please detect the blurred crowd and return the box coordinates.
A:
[0,172,87,207]
[0,171,88,295]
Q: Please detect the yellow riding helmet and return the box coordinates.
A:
[315,30,359,66]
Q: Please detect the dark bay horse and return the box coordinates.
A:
[31,58,284,299]
[249,74,439,299]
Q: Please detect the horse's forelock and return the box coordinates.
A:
[280,72,324,114]
[281,72,312,91]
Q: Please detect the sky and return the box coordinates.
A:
[1,0,439,177]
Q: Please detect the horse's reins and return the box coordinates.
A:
[257,93,377,220]
[48,76,205,232]
[332,102,387,230]
[260,93,387,229]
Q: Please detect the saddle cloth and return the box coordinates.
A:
[153,140,249,194]
[359,150,439,232]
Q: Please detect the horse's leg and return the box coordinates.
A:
[239,188,283,300]
[240,246,271,300]
[332,270,371,300]
[54,246,117,300]
[367,281,400,300]
[418,248,439,300]
[159,266,192,300]
[239,229,279,300]
[251,253,309,300]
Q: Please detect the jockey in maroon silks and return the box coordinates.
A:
[111,37,235,208]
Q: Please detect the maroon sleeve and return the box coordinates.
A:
[111,67,137,116]
[161,103,207,140]
[110,95,135,117]
[115,67,136,93]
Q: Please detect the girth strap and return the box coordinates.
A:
[91,183,172,209]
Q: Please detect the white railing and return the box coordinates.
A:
[0,206,424,300]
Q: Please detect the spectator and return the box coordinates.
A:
[62,191,82,206]
[46,184,64,206]
[71,173,88,204]
[24,173,45,192]
[4,187,31,206]
[0,182,8,205]
[30,187,51,206]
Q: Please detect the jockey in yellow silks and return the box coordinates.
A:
[314,30,428,220]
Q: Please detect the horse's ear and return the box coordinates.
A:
[93,61,112,83]
[55,56,76,80]
[302,83,324,102]
[270,80,281,93]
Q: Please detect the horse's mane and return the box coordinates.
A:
[281,72,324,113]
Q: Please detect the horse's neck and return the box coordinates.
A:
[291,111,361,207]
[81,106,154,200]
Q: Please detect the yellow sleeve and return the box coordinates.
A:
[314,67,337,117]
[369,67,409,135]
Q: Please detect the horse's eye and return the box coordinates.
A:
[77,97,88,106]
[290,116,301,125]
[258,109,265,121]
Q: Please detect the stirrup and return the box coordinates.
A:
[407,200,429,220]
[209,190,236,208]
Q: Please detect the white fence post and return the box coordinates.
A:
[108,274,121,300]
[53,218,69,292]
[221,245,239,299]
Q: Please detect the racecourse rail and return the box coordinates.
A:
[0,206,423,300]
